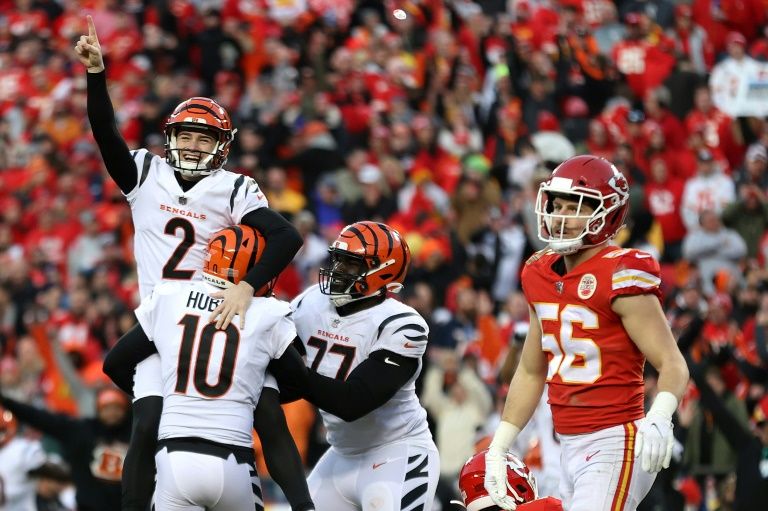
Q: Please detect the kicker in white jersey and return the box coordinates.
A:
[290,285,432,455]
[126,149,268,299]
[135,280,295,447]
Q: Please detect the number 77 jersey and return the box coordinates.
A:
[521,246,662,435]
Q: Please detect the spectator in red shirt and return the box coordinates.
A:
[645,157,687,262]
[685,85,739,169]
[667,4,715,75]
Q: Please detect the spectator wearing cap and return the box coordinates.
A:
[620,0,675,30]
[681,148,736,231]
[341,163,397,224]
[530,111,575,164]
[667,3,715,75]
[733,144,768,191]
[451,154,503,244]
[710,31,764,118]
[611,12,676,100]
[29,457,75,511]
[682,210,746,295]
[722,182,768,258]
[0,387,131,511]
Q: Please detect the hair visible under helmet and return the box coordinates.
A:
[164,97,236,178]
[535,155,630,255]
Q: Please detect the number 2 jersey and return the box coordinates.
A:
[126,149,268,299]
[521,246,662,434]
[290,285,434,455]
[135,281,296,447]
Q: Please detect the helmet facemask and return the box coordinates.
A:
[536,183,622,255]
[166,125,234,179]
[319,248,399,307]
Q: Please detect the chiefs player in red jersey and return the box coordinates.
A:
[483,156,689,510]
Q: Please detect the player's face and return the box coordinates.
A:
[329,253,366,293]
[550,196,594,238]
[98,403,127,427]
[176,130,217,164]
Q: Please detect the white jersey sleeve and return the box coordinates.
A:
[229,175,269,222]
[134,282,178,342]
[262,299,297,359]
[124,149,158,202]
[375,310,429,358]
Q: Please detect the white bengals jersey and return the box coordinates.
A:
[0,437,46,511]
[135,281,296,447]
[126,149,268,299]
[290,285,433,455]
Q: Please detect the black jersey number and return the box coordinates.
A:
[307,336,356,380]
[162,217,195,280]
[175,314,240,398]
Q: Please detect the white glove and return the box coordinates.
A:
[484,448,518,510]
[635,391,677,473]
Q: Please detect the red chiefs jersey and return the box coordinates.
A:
[519,497,565,511]
[521,246,662,434]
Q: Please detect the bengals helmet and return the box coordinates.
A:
[164,97,236,178]
[203,225,273,296]
[536,155,629,255]
[457,449,538,510]
[0,406,18,447]
[319,221,411,307]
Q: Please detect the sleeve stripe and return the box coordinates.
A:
[138,151,152,187]
[613,270,660,285]
[230,174,245,213]
[377,312,418,340]
[404,334,428,342]
[393,324,427,335]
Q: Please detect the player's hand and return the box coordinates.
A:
[209,281,255,330]
[635,413,674,473]
[74,15,105,73]
[484,448,518,510]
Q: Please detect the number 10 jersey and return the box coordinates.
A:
[127,149,268,299]
[521,246,663,435]
[135,281,296,447]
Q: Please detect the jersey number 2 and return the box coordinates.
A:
[534,303,602,384]
[163,218,195,280]
[176,314,240,397]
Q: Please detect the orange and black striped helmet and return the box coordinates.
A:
[319,221,411,306]
[164,96,236,176]
[203,225,273,296]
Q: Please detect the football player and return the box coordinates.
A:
[75,16,303,510]
[483,156,689,511]
[0,407,47,511]
[269,221,440,511]
[108,225,312,511]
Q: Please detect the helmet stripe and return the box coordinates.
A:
[375,222,394,256]
[344,225,368,250]
[360,222,379,256]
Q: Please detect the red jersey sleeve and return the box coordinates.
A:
[607,249,662,302]
[519,497,565,511]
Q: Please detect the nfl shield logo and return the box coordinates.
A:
[331,318,341,328]
[555,282,564,294]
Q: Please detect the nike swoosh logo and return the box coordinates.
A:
[634,253,651,259]
[372,461,388,470]
[585,450,600,461]
[403,342,419,348]
[384,357,400,366]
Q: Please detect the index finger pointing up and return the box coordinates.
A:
[87,15,99,42]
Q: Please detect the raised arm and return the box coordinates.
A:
[75,15,138,194]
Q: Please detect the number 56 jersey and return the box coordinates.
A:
[521,246,662,435]
[290,285,434,455]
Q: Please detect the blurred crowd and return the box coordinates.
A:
[2,0,768,510]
